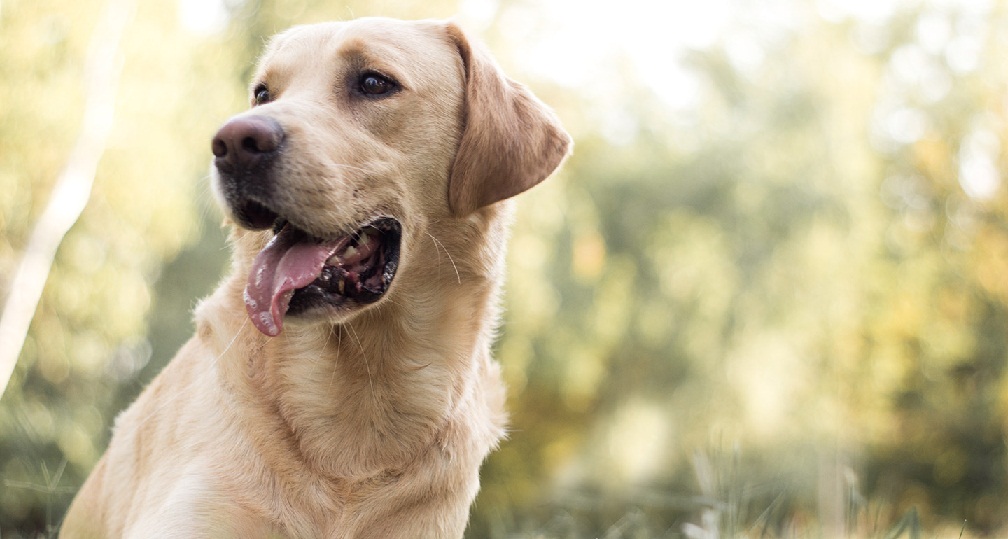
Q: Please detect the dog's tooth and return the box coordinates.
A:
[337,277,345,295]
[327,245,357,267]
[358,231,372,247]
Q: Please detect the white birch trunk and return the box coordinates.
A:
[0,0,135,398]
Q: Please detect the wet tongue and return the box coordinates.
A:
[244,226,339,336]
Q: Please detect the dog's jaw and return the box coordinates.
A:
[242,217,402,336]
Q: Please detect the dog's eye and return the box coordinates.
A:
[357,72,397,97]
[253,84,272,106]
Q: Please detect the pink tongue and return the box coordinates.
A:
[244,227,339,336]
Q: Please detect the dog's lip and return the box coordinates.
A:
[234,198,281,231]
[244,216,402,336]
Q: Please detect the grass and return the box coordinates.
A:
[3,459,72,539]
[480,444,974,539]
[3,452,973,539]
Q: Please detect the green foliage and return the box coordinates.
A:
[2,0,1008,537]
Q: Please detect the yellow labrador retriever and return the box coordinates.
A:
[60,17,570,539]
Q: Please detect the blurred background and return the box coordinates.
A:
[2,0,1008,537]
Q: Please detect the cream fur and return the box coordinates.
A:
[60,17,570,539]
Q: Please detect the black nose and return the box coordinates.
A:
[211,115,284,174]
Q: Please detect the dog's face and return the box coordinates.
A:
[210,18,571,336]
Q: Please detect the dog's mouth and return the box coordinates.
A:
[243,215,402,336]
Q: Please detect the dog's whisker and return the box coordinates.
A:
[218,317,249,360]
[344,321,374,397]
[134,317,249,429]
[313,324,335,368]
[426,231,461,285]
[320,324,334,349]
[329,325,342,390]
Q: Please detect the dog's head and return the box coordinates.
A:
[210,18,571,336]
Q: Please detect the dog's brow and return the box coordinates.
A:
[337,41,416,89]
[256,32,343,89]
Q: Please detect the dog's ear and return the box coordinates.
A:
[445,23,573,217]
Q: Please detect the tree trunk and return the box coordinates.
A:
[0,0,135,398]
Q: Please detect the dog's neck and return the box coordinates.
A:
[197,210,510,481]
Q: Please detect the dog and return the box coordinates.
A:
[59,17,570,539]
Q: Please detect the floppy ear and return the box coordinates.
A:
[446,23,573,217]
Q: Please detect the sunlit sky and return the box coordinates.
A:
[176,0,988,110]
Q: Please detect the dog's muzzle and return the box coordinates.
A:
[210,115,402,337]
